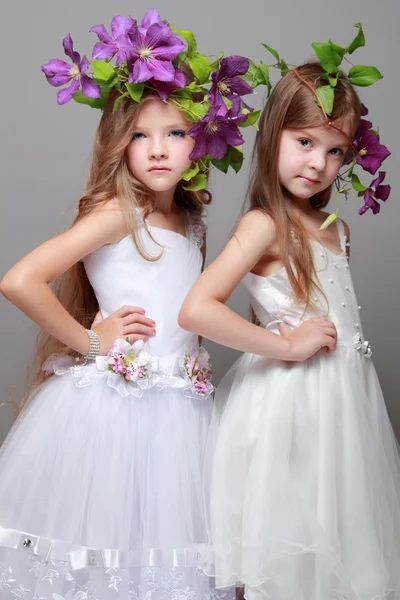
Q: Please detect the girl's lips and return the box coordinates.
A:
[298,176,319,184]
[148,166,171,172]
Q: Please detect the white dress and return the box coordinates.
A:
[207,220,400,600]
[0,210,232,600]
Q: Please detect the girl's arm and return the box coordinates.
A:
[0,202,155,355]
[179,210,337,361]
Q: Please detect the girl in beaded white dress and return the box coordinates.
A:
[0,10,256,600]
[180,39,400,600]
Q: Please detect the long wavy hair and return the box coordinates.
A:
[247,62,360,312]
[27,90,211,401]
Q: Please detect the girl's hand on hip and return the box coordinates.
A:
[91,306,156,354]
[278,317,337,361]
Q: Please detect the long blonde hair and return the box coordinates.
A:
[248,62,360,309]
[28,90,211,399]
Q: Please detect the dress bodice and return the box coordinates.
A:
[242,220,370,355]
[83,209,206,371]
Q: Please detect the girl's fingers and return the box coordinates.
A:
[126,334,150,343]
[123,324,156,337]
[115,305,145,318]
[122,314,155,327]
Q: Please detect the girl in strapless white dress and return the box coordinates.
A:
[0,90,234,600]
[179,63,400,600]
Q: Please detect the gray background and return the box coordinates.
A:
[0,0,399,443]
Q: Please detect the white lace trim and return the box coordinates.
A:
[42,355,214,400]
[134,207,207,248]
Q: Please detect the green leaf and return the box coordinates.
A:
[254,62,271,93]
[73,90,106,109]
[222,96,233,111]
[348,65,383,87]
[328,70,342,87]
[181,163,200,181]
[238,109,261,127]
[347,23,365,55]
[189,54,211,84]
[190,102,209,120]
[312,41,342,73]
[112,92,128,113]
[211,148,231,174]
[329,41,347,59]
[182,173,208,191]
[90,60,116,82]
[125,82,144,103]
[229,146,244,173]
[315,85,335,115]
[209,51,224,72]
[279,59,290,76]
[320,212,338,230]
[171,29,197,57]
[241,59,258,83]
[351,173,367,192]
[261,43,279,62]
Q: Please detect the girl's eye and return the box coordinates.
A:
[170,129,187,138]
[330,148,344,157]
[131,132,145,140]
[299,139,312,148]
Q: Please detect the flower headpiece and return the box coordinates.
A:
[41,9,264,191]
[245,23,390,223]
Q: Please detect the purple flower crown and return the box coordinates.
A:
[256,24,390,221]
[41,9,264,191]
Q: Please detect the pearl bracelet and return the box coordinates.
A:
[84,329,100,361]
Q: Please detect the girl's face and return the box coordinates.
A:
[278,125,350,200]
[126,98,195,195]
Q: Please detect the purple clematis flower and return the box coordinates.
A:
[41,34,101,105]
[138,8,163,36]
[127,21,185,84]
[151,68,186,100]
[90,16,136,66]
[353,118,391,175]
[188,110,245,160]
[209,56,253,116]
[359,171,391,215]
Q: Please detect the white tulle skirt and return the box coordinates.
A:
[205,347,400,600]
[0,361,232,600]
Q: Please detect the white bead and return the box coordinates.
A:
[345,286,350,291]
[345,264,349,269]
[355,323,360,328]
[341,302,346,307]
[320,252,324,257]
[328,278,334,283]
[314,297,318,302]
[358,305,362,310]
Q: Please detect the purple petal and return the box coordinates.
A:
[148,58,175,82]
[228,76,253,96]
[41,59,72,86]
[151,80,172,100]
[151,37,186,60]
[189,136,209,160]
[127,25,142,47]
[360,103,369,116]
[218,120,244,147]
[130,59,153,83]
[81,75,101,98]
[219,56,250,78]
[80,56,90,74]
[92,41,117,61]
[57,79,80,105]
[363,188,380,214]
[207,134,228,160]
[358,203,369,215]
[145,22,175,50]
[371,171,386,188]
[111,15,136,38]
[141,9,163,31]
[89,24,112,44]
[62,34,81,65]
[376,184,391,201]
[173,68,186,88]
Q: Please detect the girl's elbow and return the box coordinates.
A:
[0,270,29,302]
[178,301,200,332]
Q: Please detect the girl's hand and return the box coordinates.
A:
[278,317,337,362]
[92,305,156,355]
